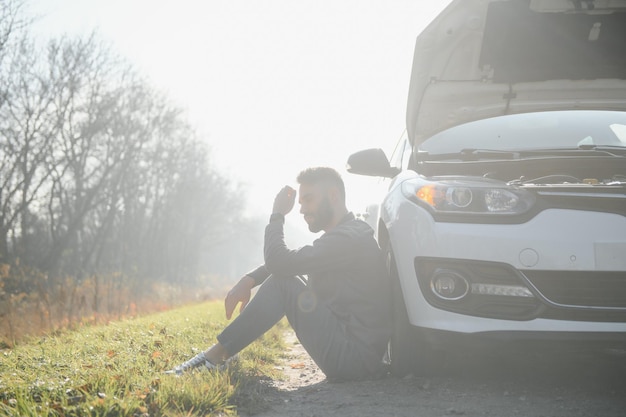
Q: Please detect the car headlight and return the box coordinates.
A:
[401,177,535,216]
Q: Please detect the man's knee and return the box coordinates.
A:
[296,289,317,313]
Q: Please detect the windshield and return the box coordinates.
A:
[419,111,626,155]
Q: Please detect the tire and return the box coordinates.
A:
[385,243,445,377]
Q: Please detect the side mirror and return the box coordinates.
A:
[346,148,400,178]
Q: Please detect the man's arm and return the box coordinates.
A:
[246,264,271,287]
[223,263,271,319]
[222,186,298,320]
[264,217,356,276]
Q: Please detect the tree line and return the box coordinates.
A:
[0,0,249,307]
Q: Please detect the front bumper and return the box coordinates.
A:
[385,200,626,335]
[417,327,626,352]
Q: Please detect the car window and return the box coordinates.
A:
[419,111,626,154]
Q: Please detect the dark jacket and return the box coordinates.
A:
[247,212,392,356]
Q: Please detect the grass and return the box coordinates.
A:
[0,301,287,416]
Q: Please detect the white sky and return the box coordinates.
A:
[26,0,450,221]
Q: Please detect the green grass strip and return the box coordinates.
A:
[0,301,286,416]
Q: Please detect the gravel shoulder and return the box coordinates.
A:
[250,330,626,417]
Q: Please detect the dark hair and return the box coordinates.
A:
[297,167,345,201]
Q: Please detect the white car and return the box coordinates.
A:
[348,0,626,375]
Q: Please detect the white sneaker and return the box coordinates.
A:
[165,352,219,376]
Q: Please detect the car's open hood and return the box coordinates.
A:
[407,0,626,146]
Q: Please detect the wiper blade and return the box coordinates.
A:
[459,148,520,159]
[577,144,626,156]
[417,149,520,162]
[420,147,626,162]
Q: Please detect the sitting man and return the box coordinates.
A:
[167,167,392,381]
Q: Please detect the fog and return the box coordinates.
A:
[2,1,453,343]
[27,0,451,217]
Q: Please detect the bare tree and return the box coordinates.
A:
[0,0,29,66]
[32,35,131,278]
[0,36,61,264]
[0,0,34,259]
[0,13,248,301]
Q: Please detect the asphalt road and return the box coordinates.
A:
[252,331,626,417]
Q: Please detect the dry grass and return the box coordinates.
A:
[0,263,225,348]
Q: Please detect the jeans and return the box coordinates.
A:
[217,274,385,381]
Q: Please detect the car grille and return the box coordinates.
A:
[414,257,626,322]
[521,270,626,309]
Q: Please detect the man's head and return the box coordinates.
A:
[296,167,348,233]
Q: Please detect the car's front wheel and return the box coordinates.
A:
[385,243,445,377]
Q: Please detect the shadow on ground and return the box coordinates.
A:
[249,337,626,417]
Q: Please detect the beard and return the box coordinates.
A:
[306,197,333,233]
